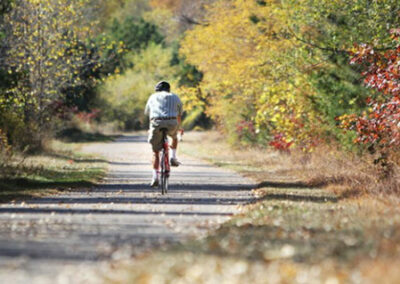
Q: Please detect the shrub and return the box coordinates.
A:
[97,43,179,130]
[339,30,400,177]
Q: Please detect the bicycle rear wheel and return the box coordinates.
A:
[160,149,168,195]
[162,171,168,194]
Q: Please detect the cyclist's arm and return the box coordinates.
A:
[144,95,152,116]
[177,96,183,126]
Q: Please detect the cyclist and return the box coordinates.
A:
[144,81,183,187]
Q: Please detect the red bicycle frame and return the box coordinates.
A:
[159,129,170,194]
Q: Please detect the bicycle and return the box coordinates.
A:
[159,128,170,195]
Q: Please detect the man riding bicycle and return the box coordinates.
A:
[144,81,183,187]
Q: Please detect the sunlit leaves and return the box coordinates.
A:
[283,0,400,50]
[0,0,121,150]
[4,0,95,113]
[180,0,319,148]
[180,0,400,150]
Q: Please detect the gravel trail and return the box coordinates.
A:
[0,134,254,283]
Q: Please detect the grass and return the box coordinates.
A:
[180,132,400,199]
[104,131,400,283]
[0,139,108,203]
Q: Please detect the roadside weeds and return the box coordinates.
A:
[0,138,109,203]
[103,131,400,284]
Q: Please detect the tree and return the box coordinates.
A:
[0,0,120,150]
[0,0,12,153]
[283,0,400,146]
[179,0,400,149]
[109,17,164,52]
[4,0,99,120]
[180,0,318,147]
[98,43,180,130]
[150,0,215,30]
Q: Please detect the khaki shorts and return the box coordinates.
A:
[148,119,179,152]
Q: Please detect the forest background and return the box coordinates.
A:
[1,0,400,196]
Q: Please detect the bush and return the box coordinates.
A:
[110,17,164,51]
[97,43,180,130]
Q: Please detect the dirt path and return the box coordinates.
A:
[0,134,254,283]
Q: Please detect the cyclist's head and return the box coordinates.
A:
[155,81,170,92]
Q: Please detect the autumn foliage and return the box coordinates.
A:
[342,32,400,152]
[180,0,318,149]
[2,0,400,170]
[0,0,123,151]
[179,0,400,153]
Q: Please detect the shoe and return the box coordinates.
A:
[170,158,180,167]
[150,178,159,187]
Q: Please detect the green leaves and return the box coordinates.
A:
[0,0,117,150]
[99,43,180,130]
[109,17,164,52]
[179,0,400,149]
[284,0,400,51]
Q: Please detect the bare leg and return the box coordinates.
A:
[171,137,178,150]
[152,151,159,170]
[170,137,180,167]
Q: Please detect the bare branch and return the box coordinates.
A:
[179,14,209,27]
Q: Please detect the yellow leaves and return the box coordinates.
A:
[178,0,322,147]
[29,0,41,5]
[178,86,205,113]
[112,40,126,53]
[4,0,98,108]
[181,0,286,94]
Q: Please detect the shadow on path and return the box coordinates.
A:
[257,180,314,189]
[0,207,234,216]
[95,183,253,192]
[257,180,338,203]
[261,193,338,203]
[25,195,252,206]
[114,135,148,143]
